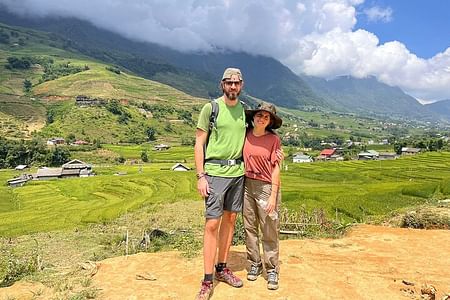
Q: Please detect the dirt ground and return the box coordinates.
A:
[1,224,449,300]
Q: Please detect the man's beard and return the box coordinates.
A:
[225,91,240,100]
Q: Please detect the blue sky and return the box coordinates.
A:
[1,0,449,101]
[356,0,450,58]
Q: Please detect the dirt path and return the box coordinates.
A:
[2,225,449,300]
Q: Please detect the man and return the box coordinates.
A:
[194,67,247,300]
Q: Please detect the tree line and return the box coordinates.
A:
[0,137,71,169]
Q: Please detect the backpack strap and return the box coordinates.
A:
[204,100,219,159]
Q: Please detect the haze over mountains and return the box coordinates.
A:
[0,8,448,122]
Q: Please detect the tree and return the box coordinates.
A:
[66,133,76,144]
[23,79,32,93]
[47,147,70,167]
[394,142,407,155]
[146,127,156,141]
[141,150,149,162]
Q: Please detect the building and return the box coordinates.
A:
[14,164,28,170]
[401,147,421,155]
[171,163,190,171]
[154,144,170,151]
[292,153,313,163]
[316,149,336,160]
[47,137,65,146]
[35,167,63,180]
[378,152,398,160]
[7,174,33,187]
[358,150,379,160]
[35,159,93,180]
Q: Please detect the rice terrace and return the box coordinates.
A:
[1,2,450,299]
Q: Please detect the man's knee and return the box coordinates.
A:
[205,218,220,233]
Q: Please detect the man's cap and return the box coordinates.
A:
[222,67,243,81]
[245,102,283,129]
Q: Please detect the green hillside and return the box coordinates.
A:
[0,22,205,143]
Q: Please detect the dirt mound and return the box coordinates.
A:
[2,225,449,300]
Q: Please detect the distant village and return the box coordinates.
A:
[6,142,189,188]
[292,147,421,163]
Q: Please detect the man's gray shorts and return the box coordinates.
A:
[204,175,244,219]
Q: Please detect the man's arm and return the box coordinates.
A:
[194,128,209,197]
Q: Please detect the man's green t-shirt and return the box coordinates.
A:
[197,96,246,177]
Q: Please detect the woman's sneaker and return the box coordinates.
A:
[267,271,279,290]
[247,264,263,281]
[195,280,213,300]
[215,267,243,288]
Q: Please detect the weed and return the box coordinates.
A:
[279,205,348,239]
[0,244,42,288]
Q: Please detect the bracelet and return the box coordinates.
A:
[196,172,207,179]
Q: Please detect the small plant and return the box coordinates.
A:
[0,249,41,287]
[232,214,246,246]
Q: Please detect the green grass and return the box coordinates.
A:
[1,152,449,237]
[102,144,194,161]
[0,165,197,237]
[281,152,450,222]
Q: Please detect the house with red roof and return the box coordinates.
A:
[316,149,336,160]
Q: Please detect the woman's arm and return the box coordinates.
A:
[265,162,280,214]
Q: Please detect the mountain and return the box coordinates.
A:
[0,10,324,109]
[426,99,450,120]
[0,8,445,122]
[302,75,440,120]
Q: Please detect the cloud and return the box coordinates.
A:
[363,6,393,23]
[0,0,449,101]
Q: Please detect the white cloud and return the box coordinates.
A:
[0,0,449,101]
[363,6,393,23]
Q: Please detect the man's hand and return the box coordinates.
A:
[197,176,210,197]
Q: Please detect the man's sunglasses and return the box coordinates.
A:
[223,81,241,87]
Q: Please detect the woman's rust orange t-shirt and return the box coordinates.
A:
[243,129,281,183]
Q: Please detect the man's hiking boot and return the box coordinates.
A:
[195,280,213,300]
[247,264,263,281]
[267,271,279,290]
[215,267,243,288]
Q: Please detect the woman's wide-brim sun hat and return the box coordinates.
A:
[245,102,282,129]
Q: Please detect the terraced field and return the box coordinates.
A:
[282,152,450,222]
[1,152,449,237]
[0,164,197,237]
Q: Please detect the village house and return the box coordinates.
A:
[72,140,89,146]
[316,149,336,161]
[378,152,398,160]
[46,137,65,146]
[171,163,190,171]
[329,154,344,161]
[7,174,33,187]
[75,95,106,106]
[35,159,93,180]
[401,147,421,155]
[358,150,379,160]
[292,153,313,163]
[14,164,28,171]
[154,144,170,151]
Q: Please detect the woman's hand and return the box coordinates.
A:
[265,195,277,214]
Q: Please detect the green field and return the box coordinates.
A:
[1,152,449,237]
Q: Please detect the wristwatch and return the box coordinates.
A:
[196,172,206,179]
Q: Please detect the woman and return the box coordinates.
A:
[243,102,282,290]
